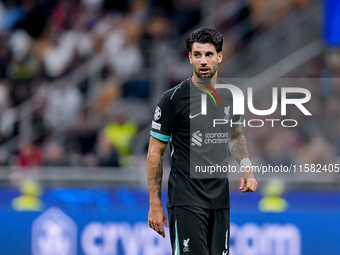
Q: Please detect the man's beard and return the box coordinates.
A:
[194,65,218,78]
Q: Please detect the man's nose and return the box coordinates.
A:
[200,56,207,65]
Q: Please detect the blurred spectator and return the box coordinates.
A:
[0,99,15,142]
[251,0,309,30]
[52,0,81,30]
[17,141,43,169]
[72,113,97,156]
[142,14,175,66]
[234,0,255,48]
[0,34,12,79]
[123,79,150,99]
[96,131,119,167]
[299,135,337,165]
[250,0,291,29]
[0,81,16,142]
[7,30,39,106]
[0,147,10,166]
[263,129,294,166]
[13,0,47,38]
[42,27,75,79]
[98,13,125,57]
[94,78,120,116]
[82,153,97,167]
[61,14,94,61]
[44,80,81,133]
[0,2,4,22]
[30,78,48,125]
[104,114,137,166]
[0,80,9,110]
[128,0,149,25]
[103,0,128,12]
[322,95,340,141]
[8,30,34,72]
[108,21,143,81]
[43,141,69,166]
[81,0,104,11]
[0,0,27,32]
[173,0,201,34]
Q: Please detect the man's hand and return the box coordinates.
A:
[239,170,258,193]
[228,124,257,193]
[148,204,169,237]
[147,136,168,237]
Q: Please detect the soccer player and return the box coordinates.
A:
[147,27,258,255]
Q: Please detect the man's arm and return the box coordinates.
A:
[147,136,169,237]
[228,124,258,193]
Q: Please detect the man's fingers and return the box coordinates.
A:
[154,223,165,237]
[158,224,165,237]
[242,186,250,193]
[148,207,168,237]
[241,179,258,192]
[253,182,258,191]
[248,179,258,192]
[164,218,169,227]
[148,220,167,237]
[148,221,154,229]
[239,178,245,190]
[250,182,257,192]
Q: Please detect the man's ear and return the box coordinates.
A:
[218,51,223,63]
[188,52,192,64]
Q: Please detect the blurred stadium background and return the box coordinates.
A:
[0,0,340,254]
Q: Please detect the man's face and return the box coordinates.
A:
[189,42,222,79]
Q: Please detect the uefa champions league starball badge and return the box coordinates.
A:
[154,106,161,121]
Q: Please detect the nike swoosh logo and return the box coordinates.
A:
[189,112,201,119]
[222,251,228,255]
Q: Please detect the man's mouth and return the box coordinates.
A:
[199,67,210,75]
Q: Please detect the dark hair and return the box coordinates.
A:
[185,27,223,53]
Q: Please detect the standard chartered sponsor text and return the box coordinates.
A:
[204,132,228,144]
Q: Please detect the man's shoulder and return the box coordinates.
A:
[162,78,191,101]
[216,78,231,85]
[215,78,235,99]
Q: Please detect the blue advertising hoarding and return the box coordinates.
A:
[0,188,340,255]
[324,0,340,46]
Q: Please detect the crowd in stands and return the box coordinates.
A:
[0,0,203,169]
[0,0,339,176]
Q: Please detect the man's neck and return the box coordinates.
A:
[191,76,217,90]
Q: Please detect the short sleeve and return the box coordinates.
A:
[150,93,176,142]
[232,115,241,123]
